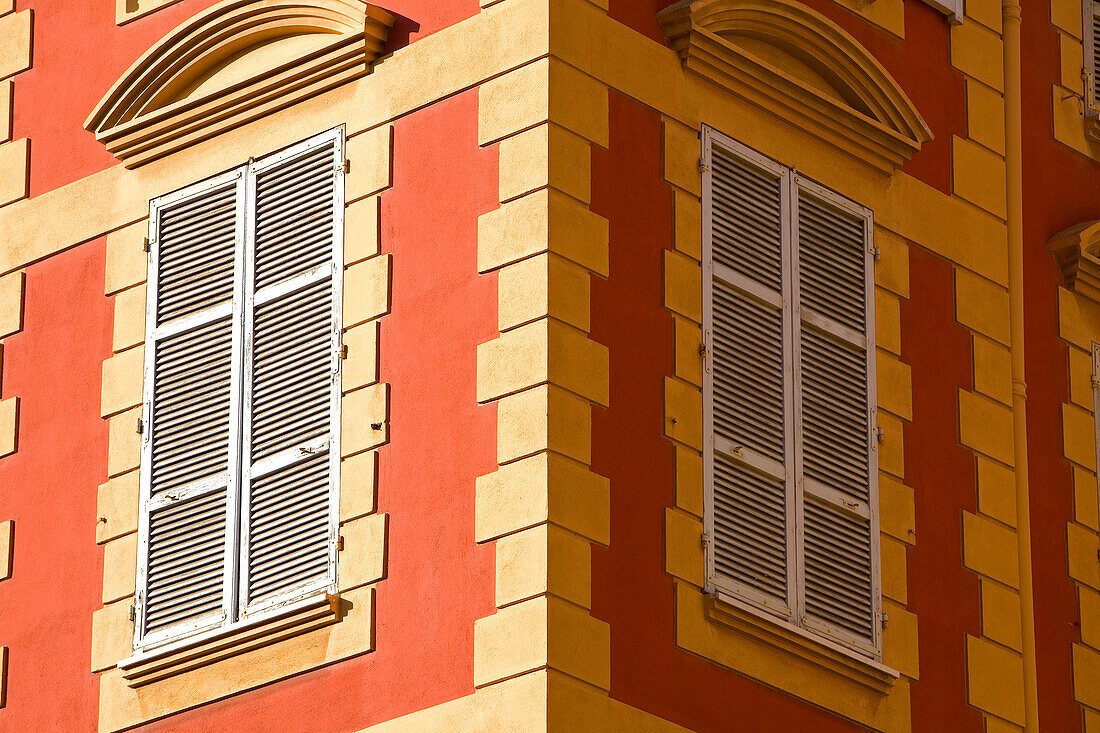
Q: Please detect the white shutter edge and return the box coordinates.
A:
[701,126,716,600]
[790,175,882,660]
[1092,343,1100,529]
[787,170,807,635]
[700,126,796,621]
[134,165,247,652]
[235,125,346,620]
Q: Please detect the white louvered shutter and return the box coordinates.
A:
[704,132,795,616]
[792,181,878,653]
[138,170,246,645]
[703,127,880,659]
[239,131,343,614]
[1093,344,1100,490]
[1089,0,1100,110]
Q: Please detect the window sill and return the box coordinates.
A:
[705,590,898,695]
[119,593,343,688]
[1086,114,1100,146]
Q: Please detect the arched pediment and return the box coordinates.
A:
[86,0,394,167]
[659,0,932,173]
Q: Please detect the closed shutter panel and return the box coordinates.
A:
[793,183,877,650]
[706,137,793,611]
[240,133,342,612]
[1094,4,1100,109]
[139,173,245,643]
[1094,344,1100,467]
[1091,0,1100,109]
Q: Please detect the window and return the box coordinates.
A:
[701,127,882,659]
[134,128,345,653]
[1086,0,1100,113]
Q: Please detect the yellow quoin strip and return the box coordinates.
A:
[473,51,614,714]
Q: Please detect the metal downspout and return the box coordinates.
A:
[1002,0,1040,728]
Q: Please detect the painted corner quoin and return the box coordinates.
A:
[0,0,1097,729]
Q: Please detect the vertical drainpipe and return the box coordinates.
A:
[1002,0,1040,728]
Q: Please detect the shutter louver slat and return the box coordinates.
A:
[145,489,226,633]
[254,144,336,290]
[156,185,237,324]
[796,193,865,333]
[710,147,784,292]
[250,280,332,461]
[247,454,331,603]
[713,456,787,599]
[803,497,874,639]
[150,317,234,495]
[712,284,785,462]
[800,327,869,500]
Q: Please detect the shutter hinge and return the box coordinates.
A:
[338,344,348,360]
[336,535,345,551]
[143,237,152,253]
[698,158,711,173]
[129,604,137,629]
[342,159,351,175]
[876,426,885,443]
[871,245,881,261]
[701,532,711,549]
[881,612,889,630]
[136,418,144,435]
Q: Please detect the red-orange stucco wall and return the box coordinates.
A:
[10,0,482,198]
[0,240,113,732]
[901,246,983,732]
[0,89,499,731]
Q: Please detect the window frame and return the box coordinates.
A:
[133,126,346,655]
[700,125,883,661]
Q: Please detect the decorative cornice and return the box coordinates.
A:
[85,0,394,168]
[1048,219,1100,303]
[658,0,932,173]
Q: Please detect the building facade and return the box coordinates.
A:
[0,0,1098,730]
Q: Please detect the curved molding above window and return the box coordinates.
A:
[1049,220,1100,304]
[658,0,932,173]
[85,0,394,168]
